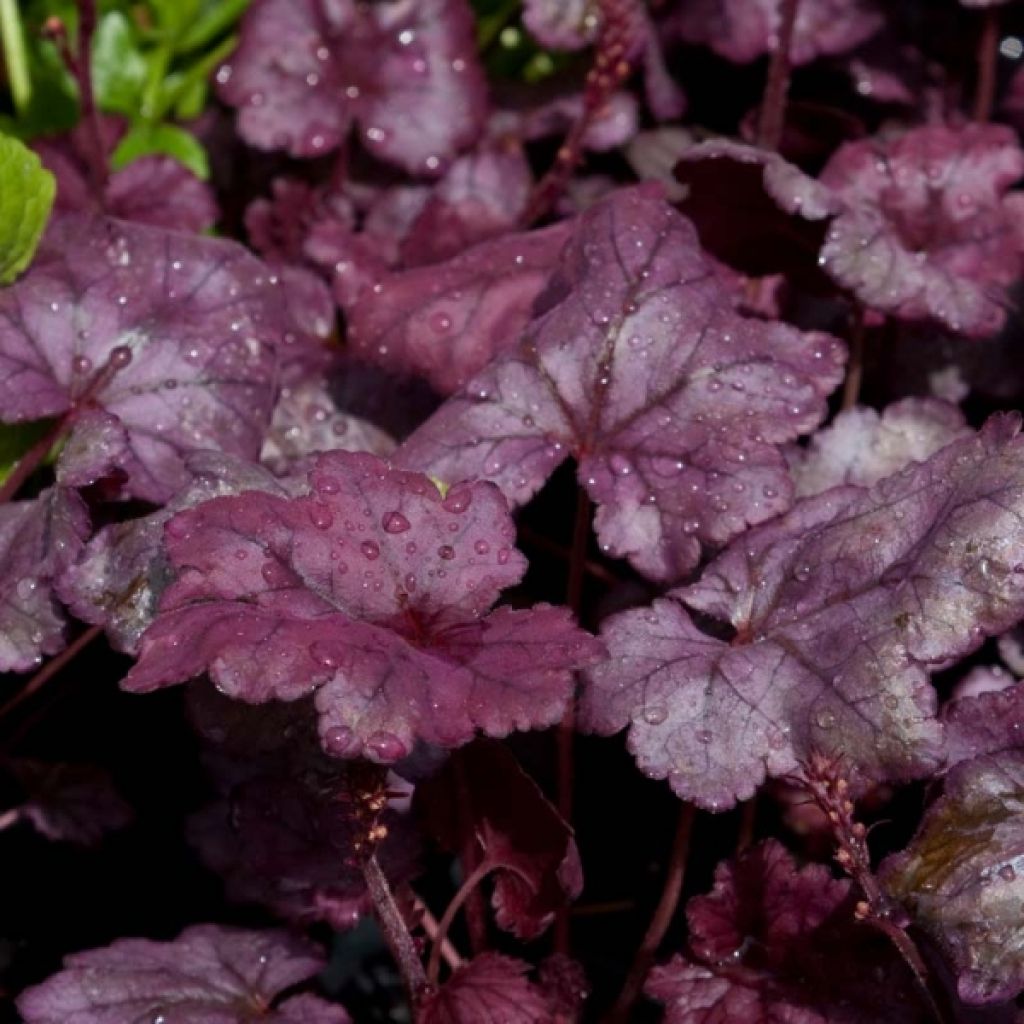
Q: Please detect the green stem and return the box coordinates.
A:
[0,0,31,116]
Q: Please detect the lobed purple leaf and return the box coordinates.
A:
[419,953,555,1024]
[122,451,602,761]
[16,923,339,1023]
[397,184,844,582]
[583,416,1024,808]
[218,0,487,175]
[0,215,305,502]
[819,123,1024,337]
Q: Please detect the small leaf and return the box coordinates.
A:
[111,120,210,180]
[91,12,147,117]
[419,954,554,1024]
[0,131,55,283]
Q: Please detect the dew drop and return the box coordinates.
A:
[643,705,668,725]
[324,726,357,757]
[438,544,455,560]
[366,731,407,761]
[815,709,836,730]
[383,511,411,534]
[429,310,453,333]
[361,539,381,560]
[309,504,334,530]
[474,539,490,555]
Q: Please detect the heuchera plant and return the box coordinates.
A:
[6,0,1024,1021]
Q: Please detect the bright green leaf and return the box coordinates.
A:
[0,133,55,284]
[92,11,148,115]
[111,120,209,179]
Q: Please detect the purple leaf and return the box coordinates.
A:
[819,123,1024,337]
[17,924,338,1023]
[218,0,487,174]
[0,215,300,502]
[789,398,969,497]
[59,453,297,655]
[419,954,554,1024]
[647,840,922,1023]
[261,375,395,476]
[625,127,694,203]
[881,750,1024,1004]
[276,994,351,1023]
[943,677,1024,769]
[582,416,1024,809]
[672,0,884,66]
[0,487,88,672]
[417,741,583,940]
[122,451,603,761]
[347,222,571,394]
[34,121,217,233]
[10,760,132,846]
[397,185,844,582]
[54,408,130,489]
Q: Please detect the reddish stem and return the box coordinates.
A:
[74,0,108,195]
[840,306,867,412]
[553,485,592,955]
[522,0,637,225]
[974,7,1000,123]
[363,855,428,1009]
[410,893,463,973]
[427,858,494,984]
[0,625,103,725]
[756,0,802,151]
[603,803,697,1024]
[453,755,488,956]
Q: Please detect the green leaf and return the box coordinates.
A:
[178,0,250,54]
[0,133,55,284]
[110,120,209,179]
[92,11,148,115]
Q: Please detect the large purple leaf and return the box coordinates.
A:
[672,0,884,66]
[218,0,487,174]
[59,453,298,655]
[17,924,341,1023]
[0,486,88,672]
[397,185,844,582]
[582,416,1024,809]
[881,750,1024,1005]
[419,954,554,1024]
[819,123,1024,337]
[122,451,602,762]
[789,398,969,497]
[347,222,571,394]
[646,840,922,1023]
[0,215,306,502]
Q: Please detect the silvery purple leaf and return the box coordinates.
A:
[819,124,1024,337]
[17,924,341,1023]
[582,416,1024,808]
[397,185,844,582]
[218,0,487,175]
[790,398,969,497]
[0,215,297,502]
[882,750,1024,1004]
